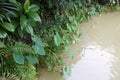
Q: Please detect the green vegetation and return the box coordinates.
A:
[0,0,117,79]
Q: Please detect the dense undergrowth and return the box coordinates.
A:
[0,0,117,79]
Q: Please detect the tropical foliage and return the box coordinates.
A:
[0,0,117,79]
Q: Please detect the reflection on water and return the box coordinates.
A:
[38,12,120,80]
[110,49,120,80]
[67,43,114,80]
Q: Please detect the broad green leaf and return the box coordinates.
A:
[27,11,41,22]
[24,0,30,13]
[71,25,76,32]
[32,35,45,55]
[25,54,38,64]
[26,24,34,36]
[29,5,39,12]
[2,22,15,32]
[18,27,24,38]
[28,18,36,26]
[12,52,24,64]
[57,57,63,65]
[66,23,72,31]
[68,16,73,22]
[73,35,77,41]
[65,66,71,76]
[20,15,27,30]
[0,28,7,38]
[32,44,45,55]
[32,35,43,45]
[90,7,96,16]
[54,32,61,46]
[0,42,6,48]
[67,49,73,59]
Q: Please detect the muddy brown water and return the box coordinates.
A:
[38,12,120,80]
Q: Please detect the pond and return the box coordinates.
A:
[38,12,120,80]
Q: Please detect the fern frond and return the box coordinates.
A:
[0,42,36,56]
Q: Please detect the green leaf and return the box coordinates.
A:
[24,0,30,13]
[0,28,7,38]
[9,0,17,4]
[54,32,61,46]
[27,11,41,22]
[32,44,45,55]
[0,42,6,48]
[18,27,24,38]
[65,66,71,76]
[67,49,73,59]
[29,5,39,12]
[26,24,34,36]
[71,25,76,32]
[20,15,27,30]
[66,23,72,31]
[25,54,38,64]
[28,18,36,26]
[0,14,4,22]
[32,35,43,45]
[9,0,22,11]
[32,35,45,55]
[12,52,24,64]
[2,22,15,32]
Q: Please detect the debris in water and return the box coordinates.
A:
[73,41,75,44]
[92,26,95,29]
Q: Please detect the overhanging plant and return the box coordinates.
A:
[0,0,45,79]
[0,0,45,64]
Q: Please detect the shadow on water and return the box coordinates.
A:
[38,12,120,80]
